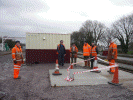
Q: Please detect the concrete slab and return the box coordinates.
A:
[49,69,109,86]
[76,58,133,91]
[94,63,133,91]
[76,58,85,66]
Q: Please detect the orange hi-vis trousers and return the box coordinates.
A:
[109,59,115,73]
[14,63,21,79]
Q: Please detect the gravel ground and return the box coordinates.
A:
[0,54,133,100]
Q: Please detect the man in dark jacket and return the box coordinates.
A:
[57,40,66,66]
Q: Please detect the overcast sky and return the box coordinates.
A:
[0,0,133,42]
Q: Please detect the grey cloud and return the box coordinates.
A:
[0,0,51,37]
[0,0,50,13]
[0,0,50,25]
[1,0,132,41]
[0,0,80,36]
[109,0,133,7]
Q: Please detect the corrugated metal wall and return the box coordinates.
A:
[26,33,70,49]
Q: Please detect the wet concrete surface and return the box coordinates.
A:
[49,69,109,86]
[0,54,133,100]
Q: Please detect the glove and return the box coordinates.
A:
[14,60,17,64]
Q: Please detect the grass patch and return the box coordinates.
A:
[127,51,133,55]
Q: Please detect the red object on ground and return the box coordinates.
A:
[102,51,108,56]
[102,48,108,56]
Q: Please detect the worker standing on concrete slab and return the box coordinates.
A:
[83,41,91,68]
[12,41,24,79]
[90,41,99,69]
[57,40,66,66]
[70,43,78,66]
[107,38,117,74]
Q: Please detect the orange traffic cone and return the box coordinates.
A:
[91,56,101,73]
[70,63,73,69]
[52,59,62,75]
[108,66,122,86]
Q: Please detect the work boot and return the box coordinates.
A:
[109,71,114,74]
[74,64,77,67]
[62,63,64,66]
[107,70,114,74]
[14,76,21,79]
[83,66,88,69]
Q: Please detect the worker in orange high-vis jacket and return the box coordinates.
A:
[83,41,91,67]
[57,40,66,66]
[90,41,98,69]
[12,41,24,79]
[107,38,117,74]
[70,43,78,66]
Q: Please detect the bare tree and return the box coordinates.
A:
[81,20,106,45]
[71,31,84,51]
[100,28,115,47]
[79,25,93,45]
[112,14,133,53]
[92,20,106,44]
[129,34,133,51]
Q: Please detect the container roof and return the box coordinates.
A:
[26,33,71,35]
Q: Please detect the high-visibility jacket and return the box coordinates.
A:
[90,46,97,57]
[70,46,78,58]
[56,44,66,54]
[12,45,23,64]
[83,43,91,56]
[108,42,117,60]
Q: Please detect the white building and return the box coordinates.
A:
[0,43,6,51]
